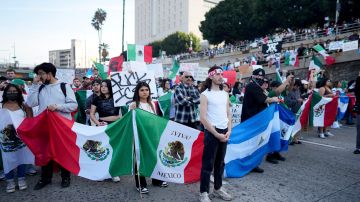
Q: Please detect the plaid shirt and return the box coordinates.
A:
[174,83,200,123]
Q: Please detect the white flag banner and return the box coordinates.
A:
[147,63,164,78]
[342,41,358,52]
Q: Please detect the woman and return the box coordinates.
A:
[129,82,168,194]
[158,79,171,97]
[1,84,33,193]
[90,79,121,182]
[318,78,335,138]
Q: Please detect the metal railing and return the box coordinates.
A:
[169,22,360,61]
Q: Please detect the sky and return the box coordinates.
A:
[0,0,135,67]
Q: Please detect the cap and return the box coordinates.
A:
[252,68,265,76]
[11,79,25,86]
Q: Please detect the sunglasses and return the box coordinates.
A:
[185,76,193,79]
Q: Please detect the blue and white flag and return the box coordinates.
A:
[224,104,281,178]
[278,105,296,152]
[338,93,349,120]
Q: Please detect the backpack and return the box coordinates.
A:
[38,82,67,103]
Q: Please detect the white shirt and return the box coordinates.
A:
[201,89,229,129]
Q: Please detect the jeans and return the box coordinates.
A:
[41,160,70,182]
[356,115,360,149]
[200,128,228,193]
[5,164,26,180]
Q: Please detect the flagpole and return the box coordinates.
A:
[133,146,143,198]
[122,0,126,52]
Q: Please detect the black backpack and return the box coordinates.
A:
[38,82,67,102]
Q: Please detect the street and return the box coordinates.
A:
[1,125,359,202]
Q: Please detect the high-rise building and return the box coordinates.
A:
[135,0,222,45]
[49,39,86,69]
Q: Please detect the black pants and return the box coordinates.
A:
[182,121,198,129]
[41,160,70,182]
[356,115,360,149]
[200,128,228,193]
[134,162,163,188]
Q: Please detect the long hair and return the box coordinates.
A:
[1,84,24,108]
[133,82,155,113]
[202,66,223,92]
[100,79,113,99]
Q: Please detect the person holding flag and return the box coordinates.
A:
[199,66,233,202]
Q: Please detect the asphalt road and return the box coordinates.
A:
[0,124,359,202]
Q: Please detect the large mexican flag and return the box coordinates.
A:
[309,92,338,127]
[133,109,204,183]
[17,110,134,180]
[74,90,93,124]
[127,44,152,63]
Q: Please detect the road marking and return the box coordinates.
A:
[301,140,346,150]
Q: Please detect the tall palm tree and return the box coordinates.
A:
[91,8,107,63]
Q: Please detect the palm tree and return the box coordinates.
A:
[91,8,107,63]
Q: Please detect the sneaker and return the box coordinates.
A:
[213,187,233,201]
[354,149,360,154]
[34,180,51,190]
[136,187,149,194]
[318,133,325,139]
[61,178,70,188]
[331,121,340,129]
[251,166,264,173]
[18,177,27,190]
[160,181,168,187]
[199,192,211,202]
[6,180,16,193]
[112,176,121,183]
[266,155,279,164]
[325,132,335,137]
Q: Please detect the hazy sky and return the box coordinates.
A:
[0,0,135,67]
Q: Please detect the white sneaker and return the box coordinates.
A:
[136,187,149,194]
[213,187,233,201]
[6,180,16,193]
[331,121,340,129]
[18,177,27,190]
[199,192,211,202]
[319,133,325,139]
[112,176,120,182]
[325,131,335,137]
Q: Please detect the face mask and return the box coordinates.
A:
[6,93,18,101]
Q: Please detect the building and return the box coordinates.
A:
[49,39,86,69]
[135,0,222,45]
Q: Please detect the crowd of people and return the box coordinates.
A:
[0,64,359,202]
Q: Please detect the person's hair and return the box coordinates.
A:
[133,82,155,113]
[233,82,240,89]
[100,79,113,99]
[1,84,24,108]
[294,79,302,87]
[161,79,170,89]
[73,77,80,82]
[316,77,328,88]
[201,66,223,92]
[333,80,340,88]
[34,62,57,77]
[6,68,16,73]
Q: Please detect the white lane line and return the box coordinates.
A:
[301,140,346,150]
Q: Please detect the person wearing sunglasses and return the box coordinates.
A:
[174,71,200,129]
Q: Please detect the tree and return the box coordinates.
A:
[200,0,348,45]
[91,8,107,63]
[148,40,162,57]
[160,32,201,55]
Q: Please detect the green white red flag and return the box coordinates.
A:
[313,44,335,65]
[127,44,152,63]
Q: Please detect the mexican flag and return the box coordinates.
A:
[284,51,290,65]
[94,62,109,80]
[0,109,34,174]
[158,92,173,119]
[74,90,93,124]
[127,44,152,63]
[275,70,283,84]
[289,51,299,67]
[168,59,180,80]
[309,92,338,127]
[313,44,335,65]
[309,56,322,72]
[133,109,204,183]
[291,92,338,137]
[17,110,134,180]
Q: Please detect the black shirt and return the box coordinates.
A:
[92,96,120,121]
[241,82,268,122]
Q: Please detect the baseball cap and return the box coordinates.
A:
[252,68,265,76]
[11,79,26,86]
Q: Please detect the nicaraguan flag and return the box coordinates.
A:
[278,105,296,152]
[338,93,349,120]
[224,104,281,178]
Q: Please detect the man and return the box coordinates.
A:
[72,77,82,91]
[199,66,232,202]
[241,68,280,173]
[90,68,101,81]
[85,79,101,125]
[26,62,78,190]
[6,69,16,81]
[80,77,92,90]
[174,71,200,129]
